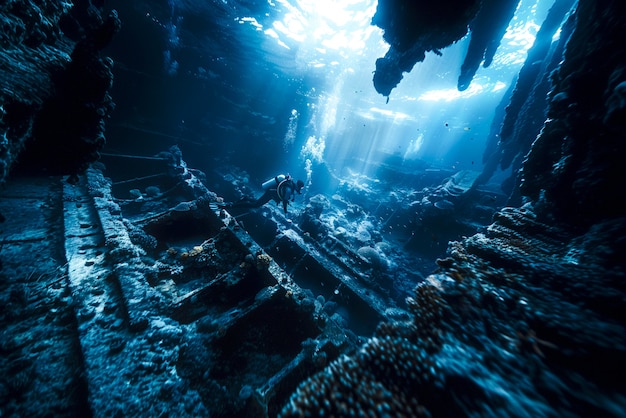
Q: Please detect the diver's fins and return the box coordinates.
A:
[209,202,231,211]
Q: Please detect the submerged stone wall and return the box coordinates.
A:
[0,0,118,185]
[521,0,626,228]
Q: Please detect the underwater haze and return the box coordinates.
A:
[103,0,553,190]
[96,0,569,309]
[4,0,626,416]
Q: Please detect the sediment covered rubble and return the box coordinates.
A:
[1,147,369,417]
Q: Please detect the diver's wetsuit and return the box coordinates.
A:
[230,178,297,214]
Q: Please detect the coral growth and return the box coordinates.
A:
[256,252,272,270]
[281,279,444,417]
[281,353,431,417]
[281,204,626,416]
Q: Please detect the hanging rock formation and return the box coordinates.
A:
[457,0,520,91]
[371,0,481,98]
[371,0,529,97]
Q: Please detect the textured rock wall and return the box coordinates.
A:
[476,0,576,201]
[0,0,119,185]
[521,0,626,228]
[1,0,70,184]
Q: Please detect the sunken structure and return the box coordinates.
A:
[1,0,624,417]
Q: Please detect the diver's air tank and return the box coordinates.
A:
[262,174,286,190]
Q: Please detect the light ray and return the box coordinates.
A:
[234,0,557,180]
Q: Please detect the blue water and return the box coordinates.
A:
[103,0,553,194]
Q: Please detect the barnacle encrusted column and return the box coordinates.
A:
[0,0,74,184]
[0,1,120,184]
[28,7,121,180]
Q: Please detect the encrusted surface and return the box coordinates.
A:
[0,1,119,184]
[281,206,626,416]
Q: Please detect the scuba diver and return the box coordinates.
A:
[220,174,304,214]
